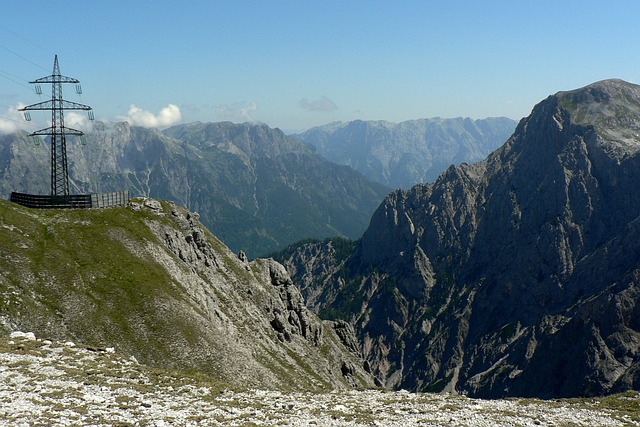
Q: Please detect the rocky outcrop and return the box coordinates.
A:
[159,207,323,346]
[285,79,640,398]
[330,320,361,356]
[260,259,322,345]
[276,238,356,312]
[0,197,375,391]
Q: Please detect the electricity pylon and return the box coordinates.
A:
[19,55,94,196]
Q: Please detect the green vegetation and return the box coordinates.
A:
[569,391,640,423]
[330,237,359,263]
[510,391,640,425]
[319,268,367,321]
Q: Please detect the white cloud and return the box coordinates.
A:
[65,111,92,131]
[120,103,182,128]
[299,96,338,112]
[240,102,257,121]
[0,103,27,134]
[216,101,258,123]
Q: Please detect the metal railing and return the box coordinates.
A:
[10,191,130,209]
[91,191,131,208]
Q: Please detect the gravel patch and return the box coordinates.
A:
[2,332,638,426]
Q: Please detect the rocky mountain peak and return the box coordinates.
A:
[163,121,306,158]
[283,79,640,398]
[556,79,640,155]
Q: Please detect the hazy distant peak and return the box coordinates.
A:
[299,117,517,188]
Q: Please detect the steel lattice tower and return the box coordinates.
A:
[20,55,93,196]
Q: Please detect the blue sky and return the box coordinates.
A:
[1,1,640,133]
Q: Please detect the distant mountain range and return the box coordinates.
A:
[0,117,514,257]
[297,117,516,188]
[279,79,640,398]
[3,80,640,400]
[0,121,390,257]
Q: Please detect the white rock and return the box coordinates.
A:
[144,199,163,211]
[10,331,37,341]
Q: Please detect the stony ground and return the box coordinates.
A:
[2,332,639,427]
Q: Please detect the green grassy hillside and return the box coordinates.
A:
[1,199,203,364]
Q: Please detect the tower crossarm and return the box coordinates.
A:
[30,75,80,84]
[30,126,85,137]
[19,100,92,111]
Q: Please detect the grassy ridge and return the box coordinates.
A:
[0,198,378,391]
[0,199,198,365]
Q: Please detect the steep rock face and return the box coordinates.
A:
[275,238,356,312]
[0,198,375,391]
[0,121,390,257]
[285,79,640,398]
[299,117,516,188]
[0,132,49,194]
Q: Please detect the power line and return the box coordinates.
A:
[0,104,39,124]
[0,23,53,57]
[0,69,31,89]
[0,44,49,72]
[0,114,39,134]
[0,114,30,125]
[0,67,29,82]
